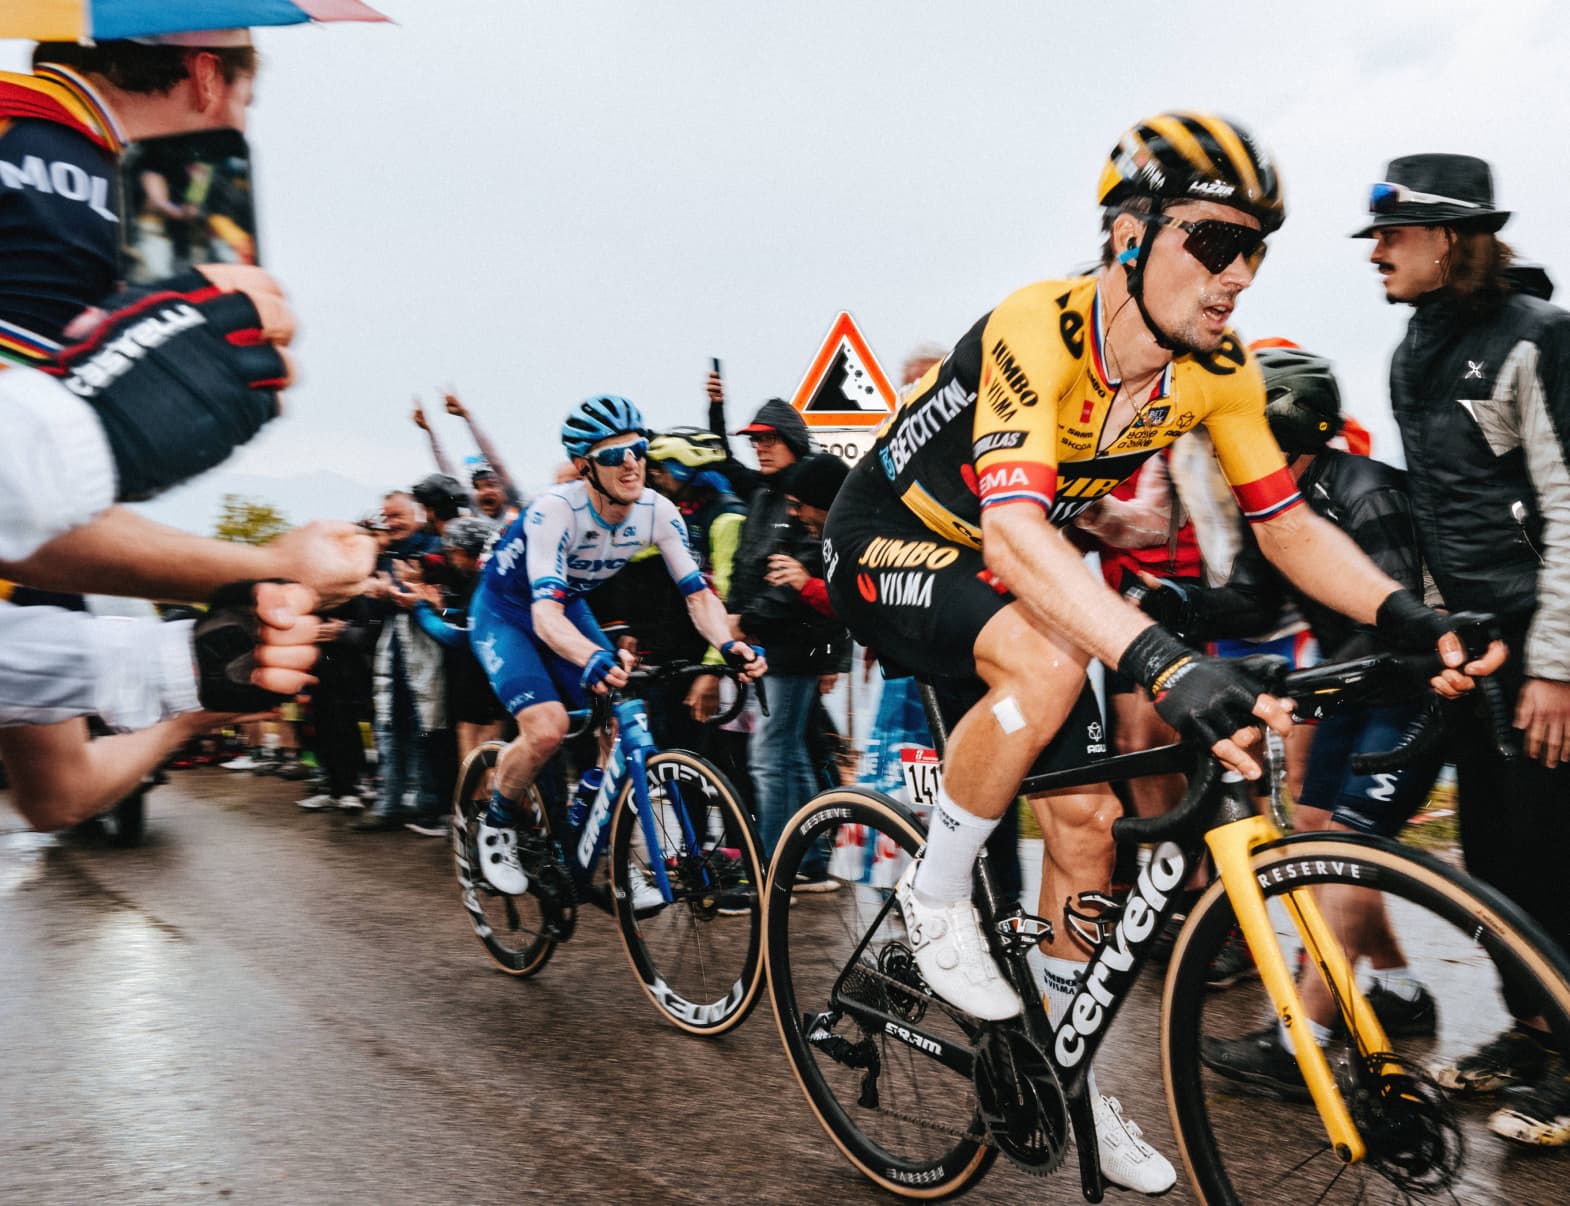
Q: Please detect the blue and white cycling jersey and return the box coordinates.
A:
[479,480,707,617]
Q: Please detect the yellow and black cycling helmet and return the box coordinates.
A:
[648,428,727,482]
[1098,111,1285,234]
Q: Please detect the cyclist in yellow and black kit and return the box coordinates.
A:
[822,111,1507,1195]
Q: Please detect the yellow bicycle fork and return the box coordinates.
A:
[1206,814,1398,1165]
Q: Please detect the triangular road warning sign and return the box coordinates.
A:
[789,312,897,428]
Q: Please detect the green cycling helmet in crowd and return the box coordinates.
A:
[647,428,727,482]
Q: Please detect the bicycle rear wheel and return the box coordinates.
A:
[1164,833,1570,1204]
[608,750,766,1035]
[451,741,559,977]
[764,787,995,1198]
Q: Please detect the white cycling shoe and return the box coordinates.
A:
[476,819,529,895]
[626,865,668,917]
[1093,1093,1177,1195]
[895,862,1021,1021]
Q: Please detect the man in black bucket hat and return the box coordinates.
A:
[1358,152,1570,1147]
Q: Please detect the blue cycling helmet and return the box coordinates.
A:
[561,395,648,458]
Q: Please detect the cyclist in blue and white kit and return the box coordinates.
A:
[469,395,766,895]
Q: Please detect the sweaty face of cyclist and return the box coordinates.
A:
[1136,201,1261,353]
[580,434,646,505]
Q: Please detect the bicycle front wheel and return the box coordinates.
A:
[1164,833,1570,1205]
[451,741,559,977]
[764,787,995,1199]
[608,750,766,1036]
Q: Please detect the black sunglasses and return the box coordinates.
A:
[1142,214,1267,275]
[586,437,649,467]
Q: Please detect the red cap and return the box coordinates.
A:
[736,421,778,436]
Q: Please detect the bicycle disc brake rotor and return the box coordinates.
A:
[877,942,929,1024]
[1349,1056,1464,1193]
[972,1027,1069,1175]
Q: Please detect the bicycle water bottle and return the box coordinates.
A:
[567,767,605,830]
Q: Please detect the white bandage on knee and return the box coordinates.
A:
[991,695,1026,735]
[912,784,1000,904]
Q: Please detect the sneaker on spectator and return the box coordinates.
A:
[1205,925,1259,990]
[1434,1026,1556,1095]
[794,870,842,894]
[404,814,449,838]
[1361,982,1438,1038]
[1200,1026,1311,1102]
[1488,1071,1570,1146]
[221,753,260,771]
[336,795,365,812]
[251,759,283,777]
[716,886,756,916]
[296,793,335,811]
[1093,1093,1177,1194]
[894,861,1021,1021]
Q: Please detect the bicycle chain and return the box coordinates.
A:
[834,955,989,1145]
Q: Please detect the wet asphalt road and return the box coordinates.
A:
[2,769,1567,1205]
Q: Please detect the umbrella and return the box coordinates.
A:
[0,2,389,43]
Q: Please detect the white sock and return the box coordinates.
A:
[1278,1016,1334,1056]
[912,785,1000,904]
[1367,965,1424,1002]
[1027,947,1083,1021]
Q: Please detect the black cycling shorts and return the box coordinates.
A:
[1297,700,1441,836]
[825,464,1106,777]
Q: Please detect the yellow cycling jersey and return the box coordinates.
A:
[868,274,1301,548]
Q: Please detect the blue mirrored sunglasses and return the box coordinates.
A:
[587,437,649,467]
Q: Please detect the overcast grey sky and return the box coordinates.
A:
[7,0,1569,530]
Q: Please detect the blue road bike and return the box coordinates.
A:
[452,661,768,1036]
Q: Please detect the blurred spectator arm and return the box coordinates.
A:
[412,397,459,479]
[1075,449,1174,549]
[0,709,227,831]
[0,508,374,605]
[445,390,521,506]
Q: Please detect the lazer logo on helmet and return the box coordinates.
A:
[1187,179,1236,199]
[1054,841,1186,1068]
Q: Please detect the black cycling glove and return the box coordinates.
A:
[1119,625,1269,749]
[43,272,287,502]
[1373,588,1455,655]
[193,580,304,713]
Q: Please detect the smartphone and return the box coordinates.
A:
[710,356,723,376]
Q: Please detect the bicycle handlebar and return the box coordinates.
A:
[1110,612,1515,845]
[563,659,764,740]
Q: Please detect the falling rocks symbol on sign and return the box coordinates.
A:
[802,342,887,413]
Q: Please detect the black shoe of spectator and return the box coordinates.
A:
[349,813,402,833]
[1201,1027,1310,1103]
